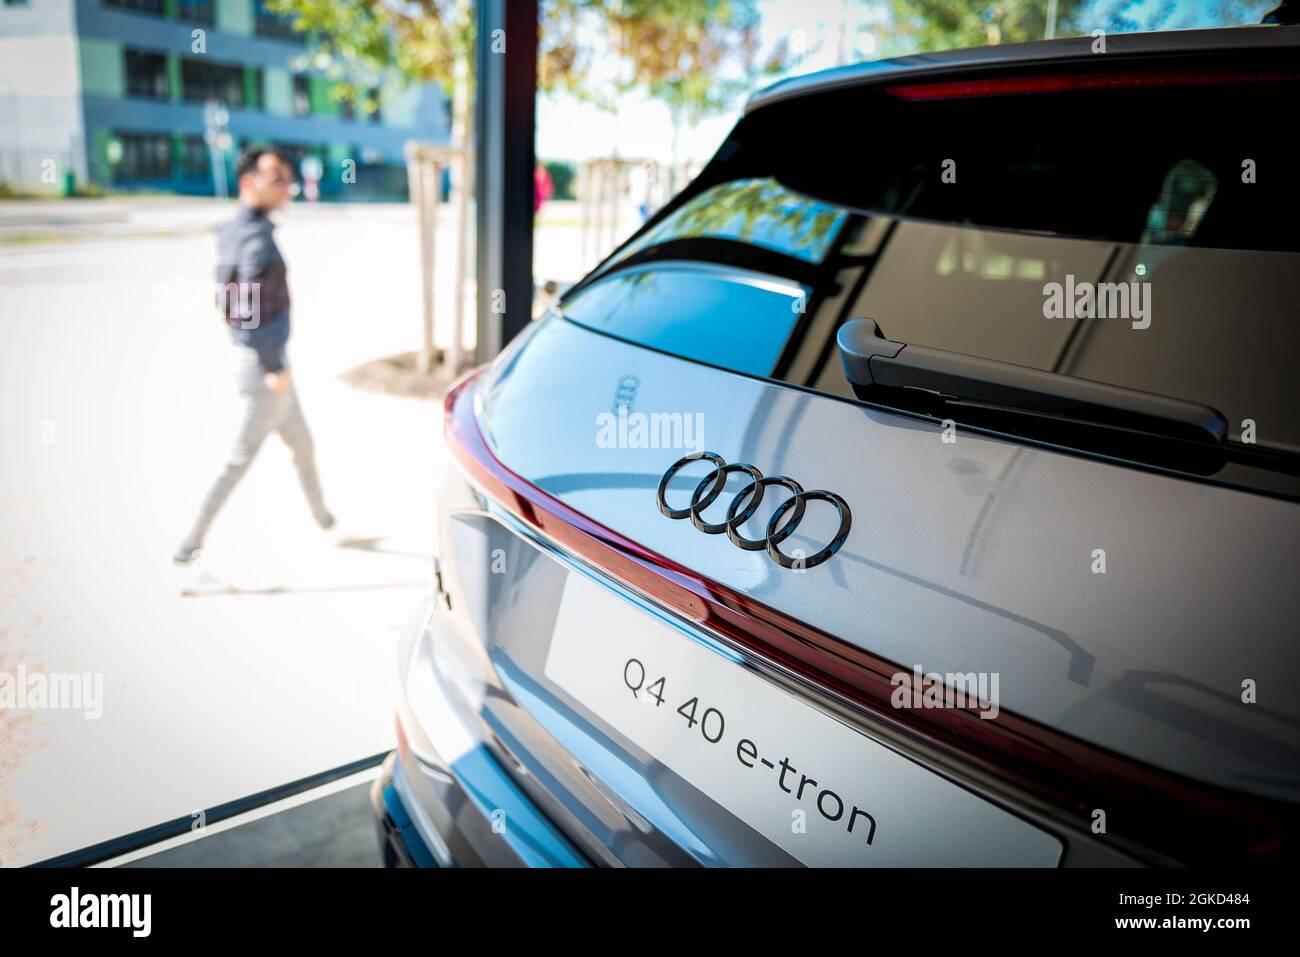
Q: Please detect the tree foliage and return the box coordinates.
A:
[266,0,786,123]
[886,0,1090,52]
[599,0,776,122]
[886,0,1273,53]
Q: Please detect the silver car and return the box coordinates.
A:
[372,24,1300,867]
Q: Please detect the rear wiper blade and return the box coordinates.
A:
[837,317,1227,444]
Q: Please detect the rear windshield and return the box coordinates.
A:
[561,61,1300,469]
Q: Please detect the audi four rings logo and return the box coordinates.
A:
[656,452,851,569]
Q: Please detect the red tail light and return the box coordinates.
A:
[886,69,1294,100]
[443,370,1293,862]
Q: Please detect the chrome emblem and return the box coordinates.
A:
[656,452,851,569]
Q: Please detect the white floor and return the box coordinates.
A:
[0,201,461,866]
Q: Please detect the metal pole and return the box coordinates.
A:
[579,163,589,272]
[451,44,472,373]
[592,161,605,267]
[425,160,441,371]
[474,0,538,364]
[204,99,230,199]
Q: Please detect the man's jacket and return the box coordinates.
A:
[216,205,291,374]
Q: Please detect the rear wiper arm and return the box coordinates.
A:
[837,317,1227,444]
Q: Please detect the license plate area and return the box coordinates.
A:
[544,572,1062,867]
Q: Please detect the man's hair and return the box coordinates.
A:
[235,147,295,182]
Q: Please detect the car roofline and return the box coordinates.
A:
[745,24,1300,114]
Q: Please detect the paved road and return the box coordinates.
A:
[0,200,458,866]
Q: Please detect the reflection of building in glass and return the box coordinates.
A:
[0,0,449,198]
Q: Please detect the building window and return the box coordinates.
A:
[113,132,172,183]
[176,0,214,25]
[104,0,166,15]
[181,59,247,108]
[246,68,265,111]
[292,76,312,117]
[255,0,300,41]
[368,89,383,125]
[124,50,169,101]
[177,135,212,182]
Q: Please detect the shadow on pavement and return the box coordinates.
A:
[123,783,383,868]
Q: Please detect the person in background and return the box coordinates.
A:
[173,147,335,580]
[534,162,554,217]
[629,161,655,223]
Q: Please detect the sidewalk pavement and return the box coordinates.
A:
[0,202,443,866]
[0,193,631,866]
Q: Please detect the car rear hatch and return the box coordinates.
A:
[412,30,1300,866]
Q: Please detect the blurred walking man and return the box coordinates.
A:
[174,148,335,575]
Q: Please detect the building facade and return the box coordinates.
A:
[0,0,449,198]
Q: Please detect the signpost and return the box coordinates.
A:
[202,98,231,199]
[300,154,323,202]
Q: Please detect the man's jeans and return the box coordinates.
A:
[180,345,329,552]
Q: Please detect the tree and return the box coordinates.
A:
[883,0,1273,53]
[545,160,576,200]
[885,0,1092,52]
[600,0,789,185]
[1092,0,1272,33]
[267,0,787,132]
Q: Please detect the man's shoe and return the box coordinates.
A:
[317,511,358,546]
[174,551,228,596]
[173,544,202,565]
[325,514,361,546]
[180,565,229,597]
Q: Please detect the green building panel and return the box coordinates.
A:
[89,129,114,186]
[166,55,182,103]
[215,0,255,36]
[263,68,293,117]
[77,38,124,99]
[242,67,262,110]
[379,81,419,129]
[327,142,351,167]
[308,76,339,117]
